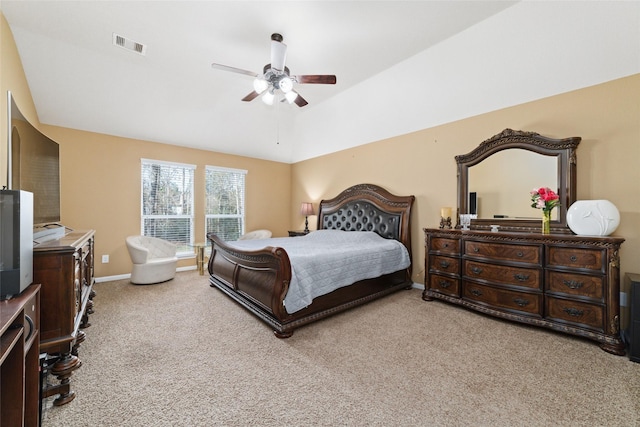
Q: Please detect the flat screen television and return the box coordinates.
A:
[7,91,61,227]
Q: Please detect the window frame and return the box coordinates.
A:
[140,158,196,258]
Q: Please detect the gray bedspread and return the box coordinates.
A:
[227,230,411,313]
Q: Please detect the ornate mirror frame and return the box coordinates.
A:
[456,129,581,234]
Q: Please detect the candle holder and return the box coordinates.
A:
[439,207,453,229]
[439,216,452,229]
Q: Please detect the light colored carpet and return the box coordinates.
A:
[42,270,640,426]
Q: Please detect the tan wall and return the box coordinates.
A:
[1,13,39,188]
[292,74,640,299]
[39,125,291,277]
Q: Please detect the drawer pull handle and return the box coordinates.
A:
[438,280,451,289]
[470,289,483,296]
[443,243,449,248]
[473,247,480,253]
[514,273,530,282]
[563,279,584,290]
[470,266,483,275]
[439,260,450,268]
[563,307,584,317]
[570,255,578,262]
[513,298,530,307]
[516,251,524,257]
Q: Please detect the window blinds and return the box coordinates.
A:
[141,159,195,249]
[205,166,246,241]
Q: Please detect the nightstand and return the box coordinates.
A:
[288,230,309,237]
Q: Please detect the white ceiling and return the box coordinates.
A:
[2,1,639,163]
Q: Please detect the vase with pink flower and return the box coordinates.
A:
[530,187,560,234]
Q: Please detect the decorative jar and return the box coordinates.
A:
[567,200,620,236]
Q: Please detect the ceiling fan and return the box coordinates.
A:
[211,33,336,107]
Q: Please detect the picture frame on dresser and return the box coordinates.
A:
[423,129,625,355]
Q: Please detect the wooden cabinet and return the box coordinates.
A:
[626,273,640,362]
[423,228,625,355]
[33,229,95,406]
[1,284,40,426]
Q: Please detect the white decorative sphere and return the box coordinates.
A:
[566,200,620,236]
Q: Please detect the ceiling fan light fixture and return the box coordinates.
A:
[278,76,293,93]
[211,33,336,108]
[285,91,298,104]
[262,90,275,105]
[253,78,268,94]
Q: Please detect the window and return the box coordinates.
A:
[205,166,246,241]
[141,159,195,255]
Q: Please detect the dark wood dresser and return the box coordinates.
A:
[423,228,625,355]
[33,229,95,405]
[1,284,40,427]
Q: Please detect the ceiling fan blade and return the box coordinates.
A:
[295,75,337,85]
[211,63,258,78]
[294,93,308,107]
[270,38,287,71]
[241,91,260,102]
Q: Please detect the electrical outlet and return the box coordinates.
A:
[102,254,109,264]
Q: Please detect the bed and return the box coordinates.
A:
[206,183,415,338]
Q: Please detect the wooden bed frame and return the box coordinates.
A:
[207,183,415,338]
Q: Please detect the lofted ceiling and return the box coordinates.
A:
[2,1,638,164]
[1,1,518,163]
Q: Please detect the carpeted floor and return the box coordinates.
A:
[41,270,640,426]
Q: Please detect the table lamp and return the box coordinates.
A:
[300,202,315,233]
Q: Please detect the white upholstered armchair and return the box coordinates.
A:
[125,236,178,284]
[238,229,272,240]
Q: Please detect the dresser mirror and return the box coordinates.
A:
[456,129,581,233]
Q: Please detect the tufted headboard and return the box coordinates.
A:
[317,184,415,254]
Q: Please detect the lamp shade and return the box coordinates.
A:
[285,90,298,104]
[278,76,293,93]
[253,78,268,94]
[262,90,275,105]
[300,202,315,216]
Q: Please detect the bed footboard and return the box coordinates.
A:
[207,234,291,321]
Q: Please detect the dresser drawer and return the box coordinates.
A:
[463,260,541,290]
[428,274,460,297]
[429,255,460,275]
[547,247,604,272]
[430,237,459,255]
[462,281,542,317]
[464,241,541,265]
[546,271,603,301]
[545,296,604,332]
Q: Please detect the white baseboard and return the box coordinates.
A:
[95,266,197,283]
[95,274,129,283]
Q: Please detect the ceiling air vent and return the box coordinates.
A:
[112,33,147,55]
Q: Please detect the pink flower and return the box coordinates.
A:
[531,187,560,212]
